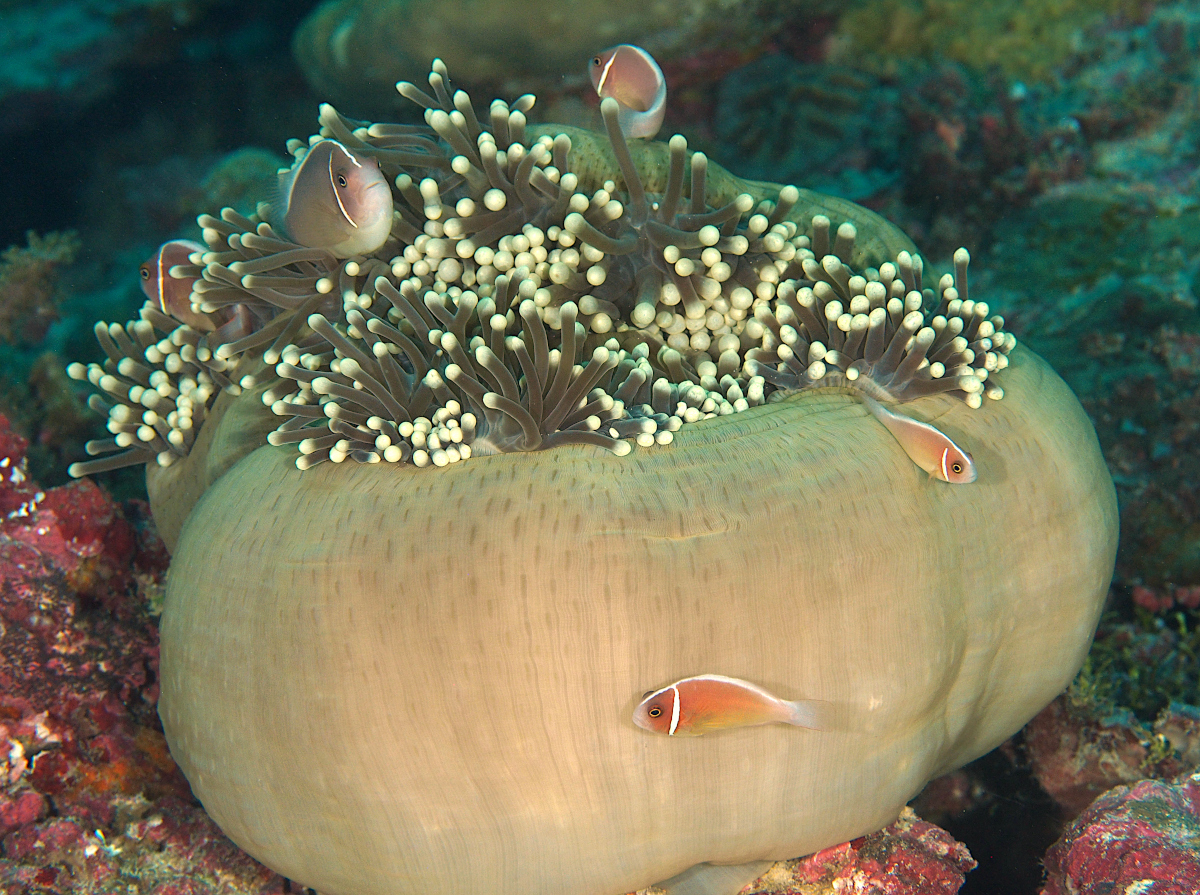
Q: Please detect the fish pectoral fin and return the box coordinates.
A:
[652,860,776,895]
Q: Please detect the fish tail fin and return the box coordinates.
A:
[784,698,828,730]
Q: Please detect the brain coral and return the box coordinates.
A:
[67,60,1117,895]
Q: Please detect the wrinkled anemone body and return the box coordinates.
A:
[157,348,1114,895]
[68,60,1117,895]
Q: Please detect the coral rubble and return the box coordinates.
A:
[746,807,977,894]
[1040,773,1200,895]
[1024,694,1200,817]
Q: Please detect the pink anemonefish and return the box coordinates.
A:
[139,239,213,332]
[140,240,257,344]
[589,44,666,140]
[277,138,393,258]
[859,392,977,484]
[633,674,825,737]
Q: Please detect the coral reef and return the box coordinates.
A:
[1040,772,1200,894]
[710,49,1086,257]
[0,0,228,129]
[1024,694,1200,817]
[833,0,1154,83]
[745,808,977,894]
[968,4,1200,603]
[1,351,119,499]
[0,412,297,893]
[712,56,902,202]
[986,178,1200,586]
[0,230,79,346]
[292,0,818,107]
[1075,612,1200,723]
[714,4,1200,259]
[0,230,87,491]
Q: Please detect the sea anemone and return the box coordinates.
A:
[71,61,1009,483]
[68,60,1116,895]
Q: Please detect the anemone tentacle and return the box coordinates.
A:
[66,302,256,476]
[68,58,1014,476]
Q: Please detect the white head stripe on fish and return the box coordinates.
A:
[329,142,361,229]
[668,685,681,736]
[283,139,359,219]
[595,52,619,99]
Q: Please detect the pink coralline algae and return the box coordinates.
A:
[0,413,293,893]
[1041,772,1200,895]
[1025,695,1200,817]
[1131,583,1200,613]
[744,808,977,895]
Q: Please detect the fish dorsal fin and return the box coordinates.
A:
[653,860,775,895]
[280,142,323,217]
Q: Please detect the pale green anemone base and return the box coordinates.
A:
[157,345,1116,895]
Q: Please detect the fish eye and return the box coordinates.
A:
[952,463,963,473]
[337,173,348,188]
[139,266,151,280]
[592,56,601,65]
[648,707,661,717]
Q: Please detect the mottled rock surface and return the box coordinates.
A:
[0,413,293,894]
[1041,773,1200,895]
